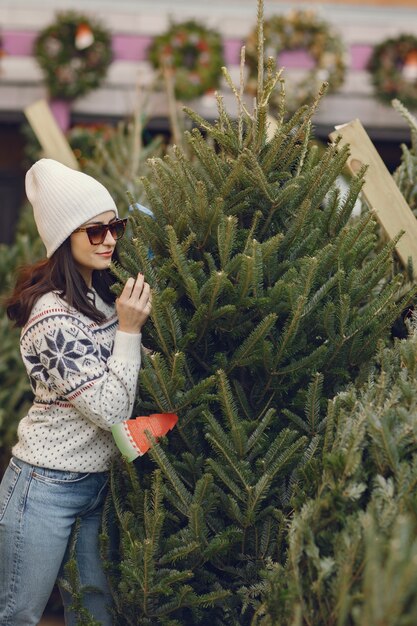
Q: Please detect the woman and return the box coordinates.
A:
[0,158,151,626]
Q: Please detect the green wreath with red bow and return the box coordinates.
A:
[367,34,417,110]
[33,11,113,101]
[148,20,224,101]
[245,10,346,112]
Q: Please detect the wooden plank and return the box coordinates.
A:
[23,99,79,170]
[329,118,417,276]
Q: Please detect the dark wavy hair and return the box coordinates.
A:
[5,237,119,328]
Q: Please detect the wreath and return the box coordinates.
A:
[245,10,346,112]
[367,34,417,110]
[33,11,113,101]
[148,20,224,101]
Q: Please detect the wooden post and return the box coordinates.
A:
[329,118,417,277]
[24,99,79,170]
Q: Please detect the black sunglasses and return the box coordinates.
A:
[73,218,128,245]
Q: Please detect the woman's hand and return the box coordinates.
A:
[116,273,152,334]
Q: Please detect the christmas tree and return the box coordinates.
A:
[101,2,416,623]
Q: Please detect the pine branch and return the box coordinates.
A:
[186,128,227,188]
[207,455,246,500]
[275,261,318,363]
[254,0,266,108]
[204,411,251,488]
[230,313,277,369]
[217,215,238,269]
[246,408,276,456]
[165,226,201,308]
[148,443,193,512]
[304,373,325,436]
[262,428,302,469]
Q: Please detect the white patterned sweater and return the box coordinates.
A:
[12,290,142,472]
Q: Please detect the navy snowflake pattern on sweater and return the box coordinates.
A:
[13,291,142,472]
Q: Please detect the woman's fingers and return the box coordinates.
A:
[137,282,151,307]
[118,274,151,315]
[119,276,136,301]
[119,273,144,301]
[129,273,145,300]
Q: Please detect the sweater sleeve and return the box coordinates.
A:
[21,311,142,431]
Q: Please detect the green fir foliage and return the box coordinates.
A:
[103,463,230,625]
[253,327,417,625]
[0,206,44,475]
[59,520,102,626]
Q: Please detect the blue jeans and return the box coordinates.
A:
[0,457,113,626]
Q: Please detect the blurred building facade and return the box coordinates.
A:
[0,0,416,241]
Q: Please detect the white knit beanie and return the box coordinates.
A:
[25,158,118,257]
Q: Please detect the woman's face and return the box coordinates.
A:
[70,210,118,287]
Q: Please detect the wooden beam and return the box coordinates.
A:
[329,118,417,276]
[24,99,79,170]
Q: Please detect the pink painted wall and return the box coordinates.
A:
[2,30,373,70]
